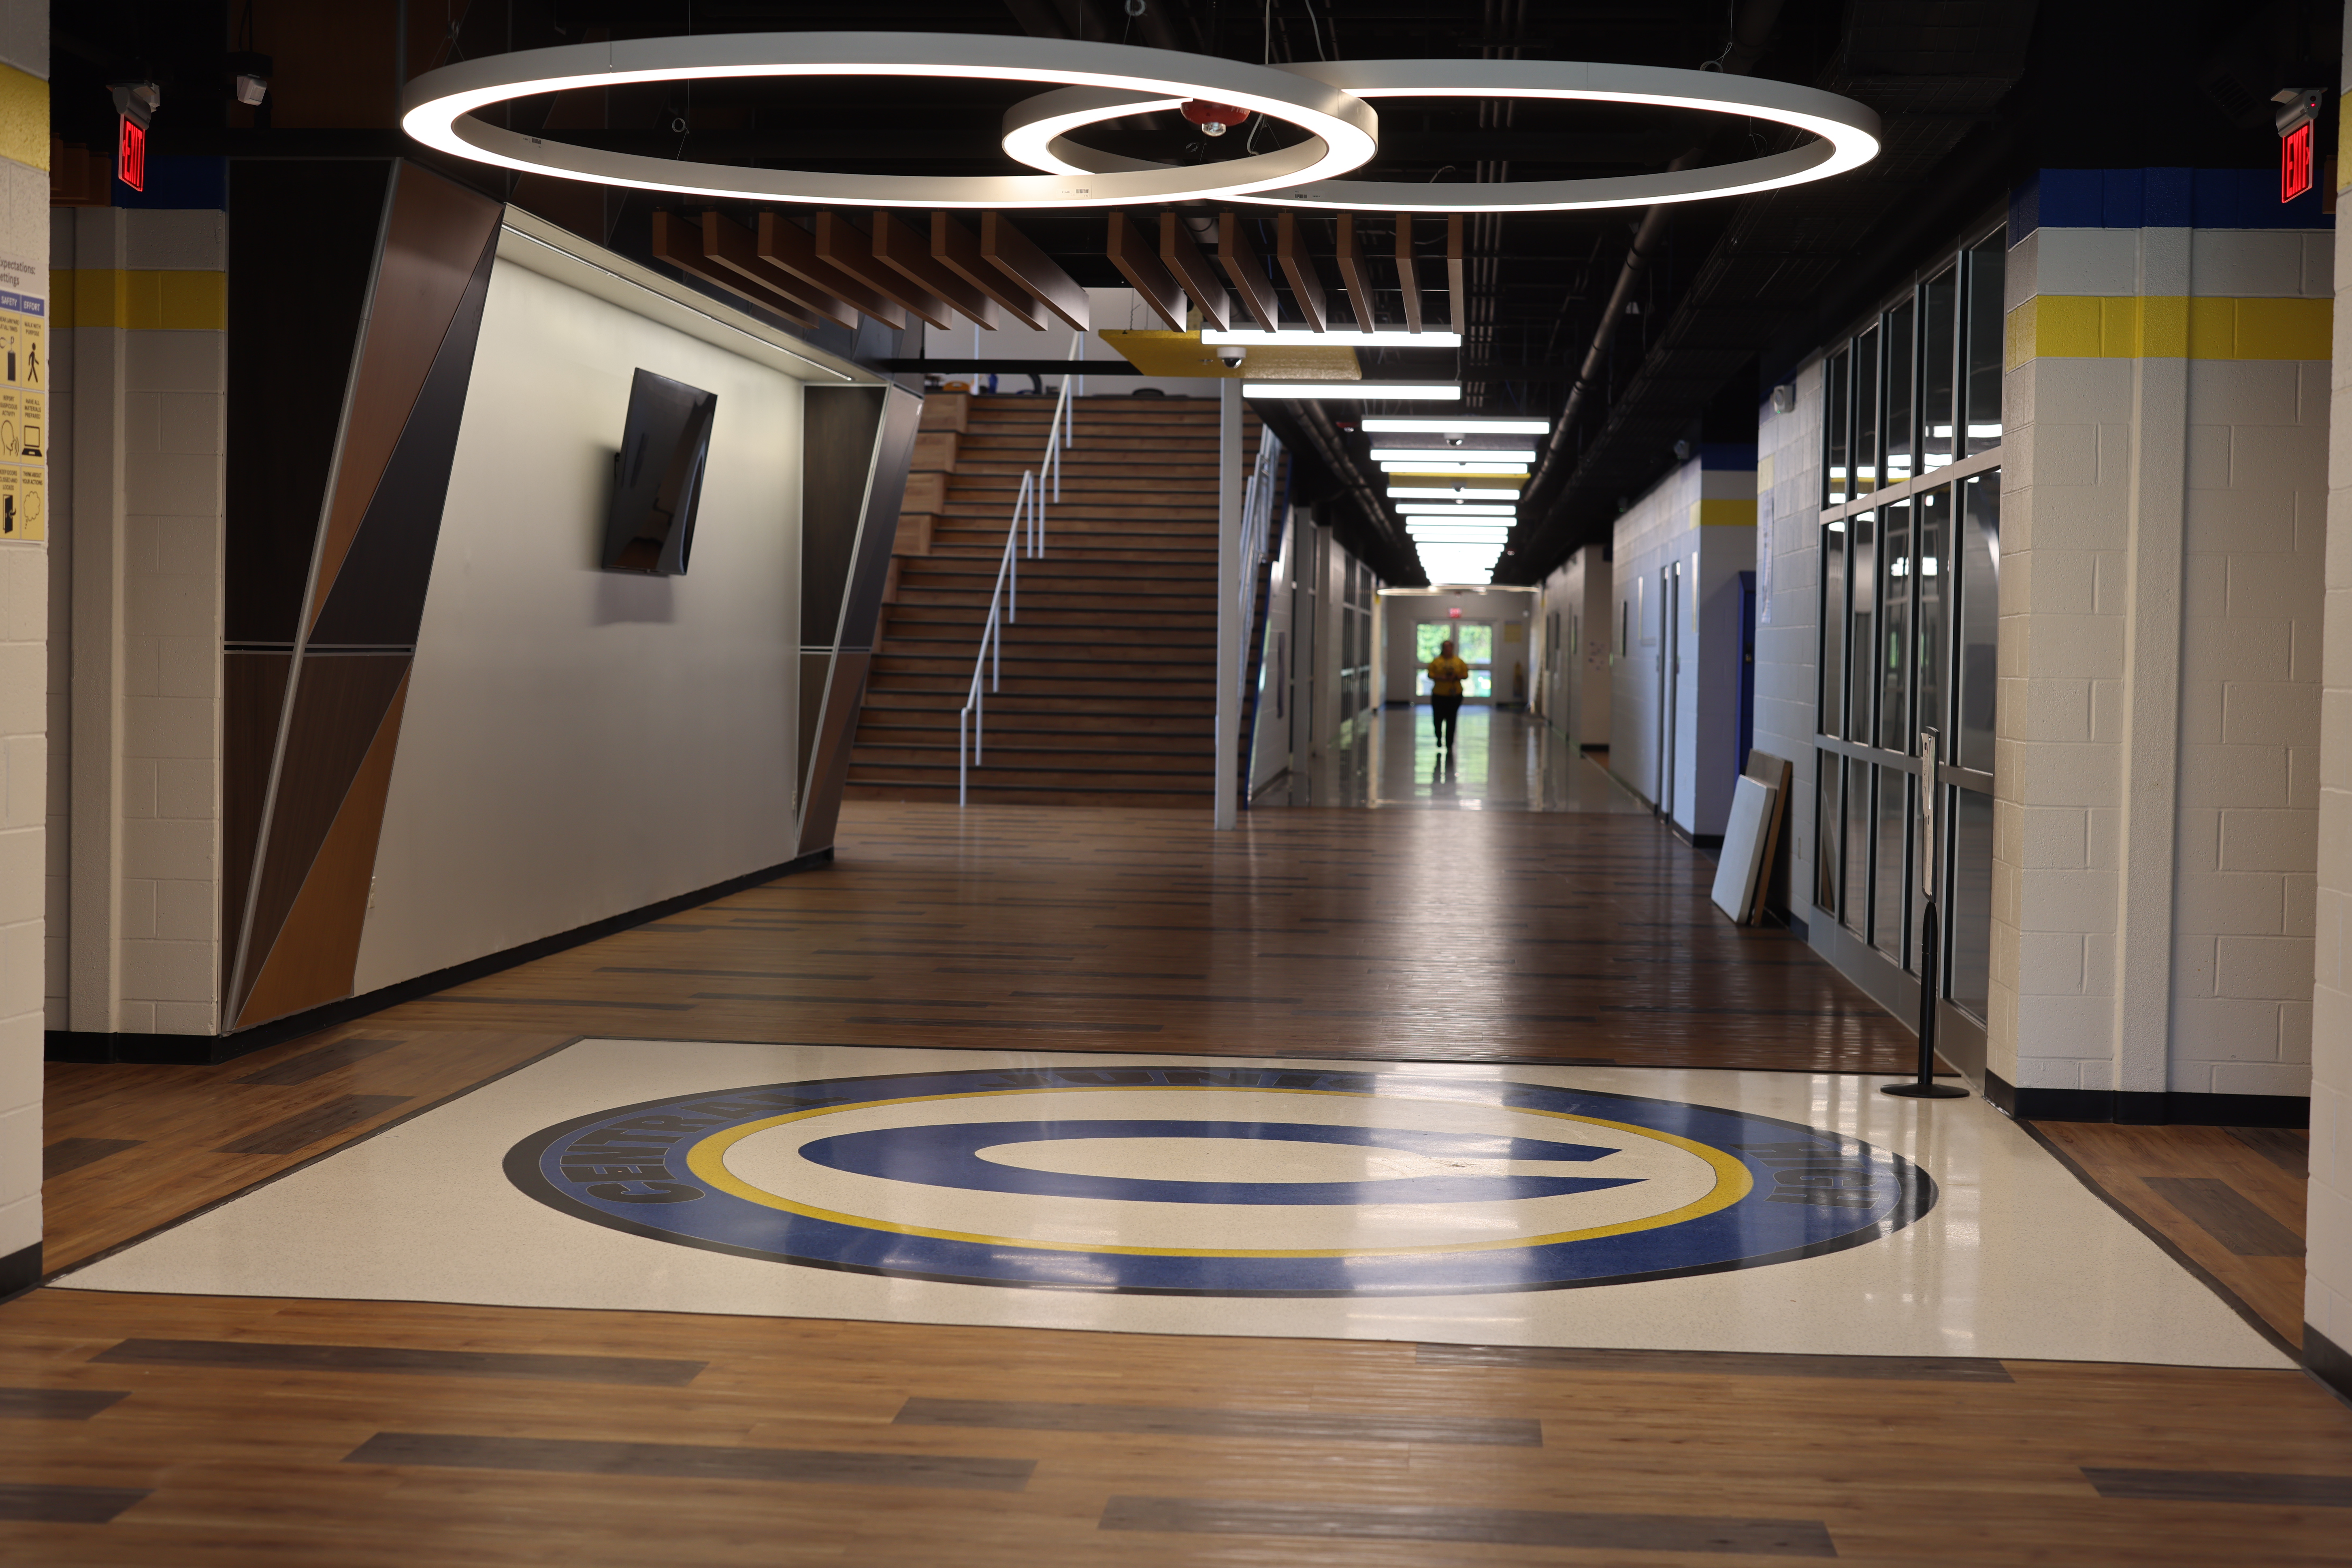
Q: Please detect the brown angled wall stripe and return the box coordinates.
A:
[235,666,413,1028]
[307,228,500,646]
[229,654,411,1024]
[307,166,505,635]
[221,650,294,999]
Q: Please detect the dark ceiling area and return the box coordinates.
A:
[48,0,2348,586]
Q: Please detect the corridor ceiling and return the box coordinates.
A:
[52,0,2343,584]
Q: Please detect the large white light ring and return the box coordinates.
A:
[398,33,1381,209]
[1005,58,1880,213]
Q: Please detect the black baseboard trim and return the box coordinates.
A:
[43,846,837,1067]
[2306,1325,2352,1408]
[1984,1069,2309,1127]
[1765,909,1809,941]
[0,1240,38,1301]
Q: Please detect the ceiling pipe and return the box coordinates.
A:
[1514,0,1787,530]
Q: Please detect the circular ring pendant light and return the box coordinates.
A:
[1003,58,1881,212]
[398,33,1381,209]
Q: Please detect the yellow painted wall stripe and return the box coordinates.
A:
[1691,498,1758,527]
[54,269,226,331]
[2005,294,2331,368]
[0,66,45,173]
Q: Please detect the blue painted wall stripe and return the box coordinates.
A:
[2011,167,2331,243]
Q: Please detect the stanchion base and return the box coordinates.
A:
[1881,1081,1970,1099]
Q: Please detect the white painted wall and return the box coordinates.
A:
[1754,368,1825,917]
[1609,456,1756,835]
[353,258,806,993]
[1378,586,1535,703]
[1247,507,1297,797]
[1536,543,1612,750]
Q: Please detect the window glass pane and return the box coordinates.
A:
[1847,512,1876,741]
[1457,623,1493,663]
[1853,325,1880,495]
[1964,232,2005,455]
[1947,787,1994,1021]
[1819,521,1846,734]
[1922,268,1957,471]
[1815,752,1842,913]
[1957,472,2000,773]
[1824,347,1851,505]
[1878,500,1911,752]
[1843,756,1868,934]
[1884,299,1915,485]
[1915,486,1949,744]
[1874,764,1909,962]
[1415,623,1449,662]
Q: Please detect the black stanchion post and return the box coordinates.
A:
[1886,727,1968,1101]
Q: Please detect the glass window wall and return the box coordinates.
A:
[1811,220,2004,1023]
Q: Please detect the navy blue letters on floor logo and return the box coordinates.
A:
[504,1065,1936,1296]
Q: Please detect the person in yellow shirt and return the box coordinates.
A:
[1426,639,1470,752]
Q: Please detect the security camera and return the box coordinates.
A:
[1216,344,1246,366]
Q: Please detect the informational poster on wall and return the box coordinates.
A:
[0,290,46,542]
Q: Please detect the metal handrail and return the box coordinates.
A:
[958,339,1082,806]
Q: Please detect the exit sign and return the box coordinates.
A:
[2283,119,2314,203]
[116,114,145,192]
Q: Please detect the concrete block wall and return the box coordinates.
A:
[0,6,42,1287]
[2304,27,2352,1389]
[49,205,226,1039]
[1753,365,1824,918]
[1994,172,2331,1101]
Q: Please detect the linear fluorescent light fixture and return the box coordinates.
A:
[1362,417,1549,435]
[1371,447,1537,463]
[1205,328,1464,347]
[1378,461,1530,475]
[1398,503,1517,516]
[1408,530,1511,545]
[1389,484,1522,499]
[1245,382,1461,400]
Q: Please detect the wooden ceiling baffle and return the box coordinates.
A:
[699,211,856,330]
[1335,214,1378,331]
[1159,213,1231,331]
[1107,212,1187,328]
[1395,213,1423,334]
[872,211,997,328]
[649,210,820,329]
[1215,213,1281,332]
[933,213,1050,329]
[814,212,955,330]
[1275,213,1328,333]
[980,214,1091,331]
[756,213,908,329]
[1447,212,1467,334]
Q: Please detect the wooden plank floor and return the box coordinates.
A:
[0,1292,2346,1566]
[366,802,1924,1073]
[20,801,2344,1563]
[2032,1121,2313,1346]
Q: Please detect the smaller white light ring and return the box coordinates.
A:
[399,33,1380,209]
[1002,58,1881,213]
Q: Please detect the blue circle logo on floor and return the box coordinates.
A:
[504,1064,1935,1296]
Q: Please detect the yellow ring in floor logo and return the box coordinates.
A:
[505,1064,1935,1296]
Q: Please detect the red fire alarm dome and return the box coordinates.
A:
[1180,99,1251,137]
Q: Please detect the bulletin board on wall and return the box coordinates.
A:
[0,290,45,541]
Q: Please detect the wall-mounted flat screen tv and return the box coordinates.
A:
[603,369,716,576]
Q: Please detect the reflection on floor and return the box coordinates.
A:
[59,1040,2288,1368]
[1266,704,1646,812]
